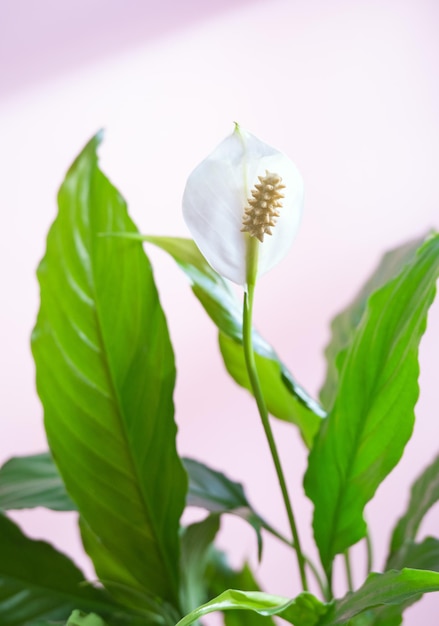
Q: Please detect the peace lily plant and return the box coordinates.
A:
[0,126,439,626]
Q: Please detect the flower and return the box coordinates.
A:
[182,124,304,286]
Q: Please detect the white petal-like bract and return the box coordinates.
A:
[182,125,304,285]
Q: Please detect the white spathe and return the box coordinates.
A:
[182,125,304,286]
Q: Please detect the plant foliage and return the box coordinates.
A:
[1,135,438,625]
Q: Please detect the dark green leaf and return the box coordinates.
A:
[388,453,439,557]
[362,538,439,625]
[142,236,324,447]
[320,569,439,625]
[304,235,439,575]
[179,515,221,614]
[2,453,267,560]
[0,514,117,625]
[185,457,253,513]
[0,452,76,511]
[31,134,187,611]
[387,536,439,572]
[184,457,270,558]
[365,538,439,626]
[175,588,328,626]
[361,610,402,626]
[28,623,65,626]
[320,235,427,410]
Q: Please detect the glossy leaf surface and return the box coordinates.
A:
[305,235,439,574]
[319,235,426,410]
[142,235,324,446]
[321,568,439,625]
[207,559,276,626]
[0,514,117,625]
[31,134,187,610]
[0,452,75,511]
[175,589,328,626]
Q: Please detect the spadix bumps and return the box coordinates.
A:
[241,171,285,243]
[182,125,304,286]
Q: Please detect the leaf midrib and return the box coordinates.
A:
[321,268,422,566]
[71,167,178,601]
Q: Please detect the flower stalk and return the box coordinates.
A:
[183,124,308,590]
[242,275,309,592]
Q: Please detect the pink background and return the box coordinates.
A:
[1,0,438,623]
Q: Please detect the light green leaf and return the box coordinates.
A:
[175,589,328,626]
[320,235,427,410]
[218,332,322,448]
[206,558,276,626]
[67,611,109,626]
[31,134,187,611]
[184,457,267,558]
[0,452,76,511]
[0,514,119,626]
[388,453,439,557]
[304,234,439,576]
[142,235,324,447]
[320,569,439,625]
[179,515,221,614]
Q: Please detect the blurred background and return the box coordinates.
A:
[1,0,438,623]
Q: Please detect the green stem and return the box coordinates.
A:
[365,531,373,574]
[344,550,354,592]
[326,566,333,601]
[242,282,308,592]
[305,557,327,600]
[263,522,327,598]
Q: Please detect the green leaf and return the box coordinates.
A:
[0,451,271,560]
[0,451,269,560]
[319,235,427,410]
[304,234,439,575]
[0,514,118,625]
[27,622,66,626]
[387,536,439,572]
[28,621,72,626]
[175,589,328,626]
[141,235,324,447]
[0,452,76,511]
[206,558,276,626]
[179,515,221,614]
[388,453,439,557]
[184,457,268,558]
[320,569,439,625]
[365,538,439,625]
[66,611,109,626]
[373,538,439,624]
[218,332,322,448]
[31,134,187,610]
